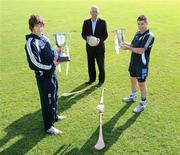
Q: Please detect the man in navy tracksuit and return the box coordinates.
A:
[25,15,64,134]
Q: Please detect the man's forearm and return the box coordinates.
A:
[131,47,145,54]
[124,42,132,47]
[122,43,143,53]
[99,35,107,43]
[128,47,145,54]
[81,34,87,41]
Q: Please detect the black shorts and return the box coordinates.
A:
[129,66,148,82]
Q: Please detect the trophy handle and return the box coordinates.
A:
[114,34,120,54]
[113,28,126,54]
[58,64,61,72]
[65,45,70,78]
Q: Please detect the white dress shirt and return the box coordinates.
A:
[91,18,98,35]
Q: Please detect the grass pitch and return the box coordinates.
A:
[0,0,180,154]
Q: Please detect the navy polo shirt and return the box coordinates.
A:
[129,29,155,68]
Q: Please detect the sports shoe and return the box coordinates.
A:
[95,82,103,88]
[133,102,146,113]
[56,115,66,121]
[122,94,137,103]
[46,126,62,135]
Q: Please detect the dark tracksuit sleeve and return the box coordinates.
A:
[81,20,87,41]
[99,20,108,44]
[25,38,55,72]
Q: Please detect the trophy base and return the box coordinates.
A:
[57,55,70,62]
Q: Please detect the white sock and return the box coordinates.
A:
[131,91,137,97]
[140,100,146,106]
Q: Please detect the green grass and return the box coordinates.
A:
[0,0,180,154]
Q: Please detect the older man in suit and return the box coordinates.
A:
[81,5,108,87]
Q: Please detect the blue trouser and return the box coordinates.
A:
[36,73,58,131]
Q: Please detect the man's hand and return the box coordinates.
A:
[121,43,145,54]
[53,60,60,66]
[95,38,100,46]
[123,42,132,46]
[56,47,64,53]
[124,45,132,50]
[86,36,90,42]
[121,42,132,50]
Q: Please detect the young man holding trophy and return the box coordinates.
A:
[25,15,66,134]
[81,5,108,87]
[121,15,155,113]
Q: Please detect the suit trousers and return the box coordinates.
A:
[86,46,105,83]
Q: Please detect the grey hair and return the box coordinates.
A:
[90,5,100,13]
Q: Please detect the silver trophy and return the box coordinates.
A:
[47,33,70,78]
[114,28,125,54]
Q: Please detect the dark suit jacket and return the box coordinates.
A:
[81,18,108,52]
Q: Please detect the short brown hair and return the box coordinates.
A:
[28,14,45,31]
[137,15,147,23]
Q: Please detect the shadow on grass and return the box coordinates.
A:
[58,83,97,113]
[0,110,47,154]
[53,144,75,155]
[54,103,141,155]
[0,111,69,155]
[0,83,96,155]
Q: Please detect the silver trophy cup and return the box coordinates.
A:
[46,33,70,78]
[54,33,70,62]
[114,28,125,54]
[54,33,70,78]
